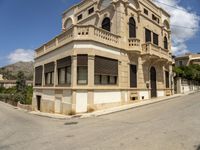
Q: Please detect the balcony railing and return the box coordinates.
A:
[142,42,171,61]
[35,25,121,58]
[127,38,141,52]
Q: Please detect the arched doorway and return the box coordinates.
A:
[150,67,157,98]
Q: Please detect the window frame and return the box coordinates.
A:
[77,55,88,85]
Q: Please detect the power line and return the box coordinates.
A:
[153,0,200,16]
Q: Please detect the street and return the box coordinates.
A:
[0,92,200,150]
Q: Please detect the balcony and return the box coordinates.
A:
[142,42,171,61]
[35,25,121,58]
[127,38,141,52]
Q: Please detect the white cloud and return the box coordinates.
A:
[7,49,34,64]
[154,0,200,56]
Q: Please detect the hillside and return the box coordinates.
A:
[0,61,34,80]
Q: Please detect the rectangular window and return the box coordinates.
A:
[94,56,118,85]
[77,14,82,21]
[44,62,55,86]
[144,8,148,15]
[45,72,54,85]
[35,66,43,86]
[77,55,88,85]
[153,33,159,46]
[145,28,151,43]
[57,56,71,85]
[165,71,170,88]
[179,61,183,66]
[88,7,94,15]
[130,65,137,88]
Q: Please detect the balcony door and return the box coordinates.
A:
[150,67,157,98]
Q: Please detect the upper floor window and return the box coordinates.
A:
[102,17,111,32]
[129,17,136,38]
[153,33,159,46]
[145,28,151,43]
[152,14,159,24]
[144,8,148,15]
[88,7,94,15]
[77,14,83,21]
[164,36,168,49]
[179,61,183,66]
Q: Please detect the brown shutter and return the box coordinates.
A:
[77,55,88,66]
[57,56,71,69]
[95,56,118,76]
[44,62,55,73]
[35,66,43,86]
[165,71,169,88]
[130,65,137,88]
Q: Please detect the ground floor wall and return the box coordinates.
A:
[32,88,172,115]
[33,42,173,115]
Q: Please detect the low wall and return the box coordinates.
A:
[17,101,33,111]
[175,77,200,94]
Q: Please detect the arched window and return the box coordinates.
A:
[129,17,136,38]
[64,18,72,30]
[102,17,111,32]
[164,36,168,49]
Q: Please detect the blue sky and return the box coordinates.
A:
[0,0,199,67]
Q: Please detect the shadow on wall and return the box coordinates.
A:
[195,145,200,150]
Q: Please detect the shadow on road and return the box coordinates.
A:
[64,122,78,125]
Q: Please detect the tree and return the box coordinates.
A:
[16,71,27,104]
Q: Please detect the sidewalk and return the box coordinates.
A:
[28,91,198,120]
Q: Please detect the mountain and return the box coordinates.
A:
[0,61,34,80]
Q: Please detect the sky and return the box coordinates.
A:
[0,0,199,67]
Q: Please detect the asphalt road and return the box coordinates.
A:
[0,92,200,150]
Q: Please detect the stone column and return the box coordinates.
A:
[54,61,58,87]
[42,64,45,86]
[87,55,95,111]
[71,55,77,114]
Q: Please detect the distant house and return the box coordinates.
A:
[0,74,33,89]
[175,53,200,67]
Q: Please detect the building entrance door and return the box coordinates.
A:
[150,67,157,98]
[36,96,41,111]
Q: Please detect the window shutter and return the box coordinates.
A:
[165,71,170,88]
[44,62,55,73]
[57,56,71,69]
[145,29,151,43]
[130,65,137,88]
[35,66,43,86]
[77,55,88,66]
[95,56,118,76]
[153,33,159,45]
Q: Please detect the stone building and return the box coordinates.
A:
[175,53,200,67]
[33,0,173,114]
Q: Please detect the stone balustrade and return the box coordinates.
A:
[142,42,171,61]
[35,25,171,61]
[35,25,120,58]
[128,38,141,52]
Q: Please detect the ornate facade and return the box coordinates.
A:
[33,0,173,114]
